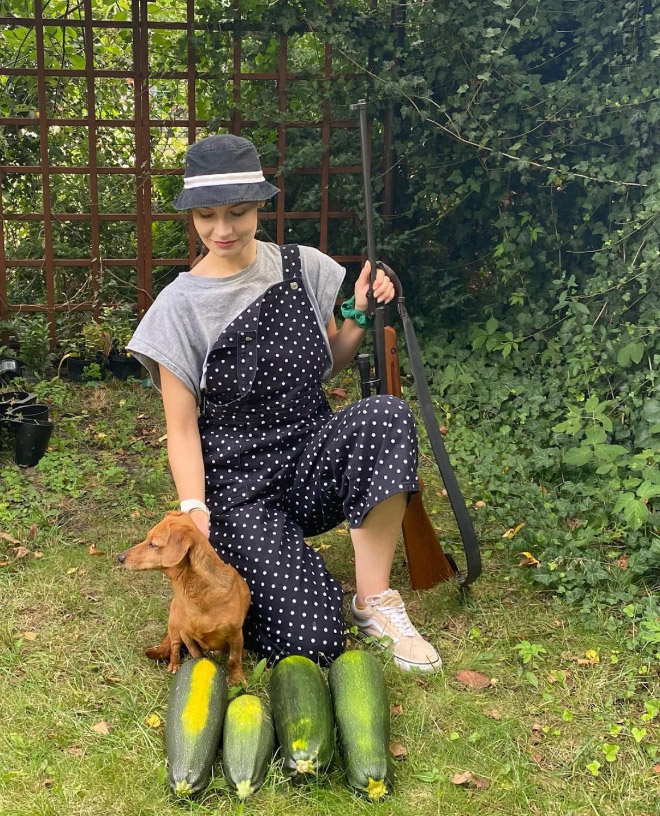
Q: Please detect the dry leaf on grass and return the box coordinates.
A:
[145,713,161,728]
[652,763,660,774]
[391,704,404,717]
[484,708,502,721]
[28,523,38,540]
[88,544,104,556]
[19,632,37,641]
[91,721,110,736]
[389,742,408,760]
[11,546,31,559]
[0,532,21,545]
[67,746,83,757]
[455,670,491,689]
[329,387,347,399]
[451,771,490,790]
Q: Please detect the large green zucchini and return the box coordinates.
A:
[165,657,227,797]
[329,650,393,801]
[269,655,334,780]
[222,694,275,799]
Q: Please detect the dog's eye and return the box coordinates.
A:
[148,541,156,548]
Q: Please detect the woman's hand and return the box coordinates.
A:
[354,260,396,313]
[189,509,210,539]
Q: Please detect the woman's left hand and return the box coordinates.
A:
[354,260,395,313]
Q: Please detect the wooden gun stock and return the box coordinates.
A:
[383,326,457,589]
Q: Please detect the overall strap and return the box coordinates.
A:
[280,244,302,280]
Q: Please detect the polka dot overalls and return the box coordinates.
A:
[199,245,420,665]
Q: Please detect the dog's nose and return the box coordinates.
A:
[117,552,127,564]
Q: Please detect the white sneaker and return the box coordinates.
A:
[351,589,442,673]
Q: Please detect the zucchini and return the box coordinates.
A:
[165,657,227,797]
[329,650,393,801]
[269,655,334,780]
[222,694,275,799]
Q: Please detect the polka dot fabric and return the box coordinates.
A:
[199,244,420,666]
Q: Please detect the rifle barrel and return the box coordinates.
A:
[353,98,387,394]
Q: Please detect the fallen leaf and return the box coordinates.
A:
[389,742,408,759]
[0,532,20,545]
[455,670,491,690]
[616,554,628,570]
[20,632,37,641]
[567,518,582,531]
[502,523,526,540]
[473,499,484,507]
[91,721,110,736]
[531,722,543,732]
[145,713,161,728]
[518,551,540,567]
[11,546,31,559]
[439,426,448,435]
[66,567,78,575]
[28,523,38,540]
[340,581,354,593]
[329,387,347,399]
[652,763,660,774]
[88,544,104,556]
[0,560,10,567]
[67,746,83,756]
[484,708,501,721]
[391,704,403,717]
[451,771,490,790]
[313,543,330,552]
[157,433,168,443]
[33,551,43,559]
[584,649,600,664]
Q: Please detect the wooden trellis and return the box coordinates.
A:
[0,0,378,346]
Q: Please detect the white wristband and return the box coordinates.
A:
[180,499,210,518]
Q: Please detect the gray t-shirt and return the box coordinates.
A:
[126,241,345,402]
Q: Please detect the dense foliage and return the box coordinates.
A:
[3,0,660,641]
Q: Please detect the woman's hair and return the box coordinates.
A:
[190,245,209,269]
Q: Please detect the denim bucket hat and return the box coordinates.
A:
[172,134,280,210]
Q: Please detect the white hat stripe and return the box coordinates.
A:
[184,170,266,189]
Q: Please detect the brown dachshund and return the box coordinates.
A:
[117,511,250,683]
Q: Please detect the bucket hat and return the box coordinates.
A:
[172,134,280,210]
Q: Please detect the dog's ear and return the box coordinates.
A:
[161,520,193,568]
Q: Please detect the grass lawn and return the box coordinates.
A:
[0,376,659,816]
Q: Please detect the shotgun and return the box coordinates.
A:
[350,99,481,589]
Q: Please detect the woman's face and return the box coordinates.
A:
[191,200,264,266]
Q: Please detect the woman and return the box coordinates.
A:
[127,134,441,672]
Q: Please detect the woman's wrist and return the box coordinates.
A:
[180,498,210,518]
[341,295,371,329]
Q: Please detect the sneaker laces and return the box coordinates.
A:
[365,592,418,638]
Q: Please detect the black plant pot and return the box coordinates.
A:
[0,390,36,414]
[13,419,53,467]
[0,358,22,381]
[66,357,97,382]
[7,403,50,422]
[108,354,143,381]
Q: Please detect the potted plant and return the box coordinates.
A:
[59,321,112,382]
[99,306,143,381]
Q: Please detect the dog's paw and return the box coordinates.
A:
[228,671,247,687]
[167,662,180,674]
